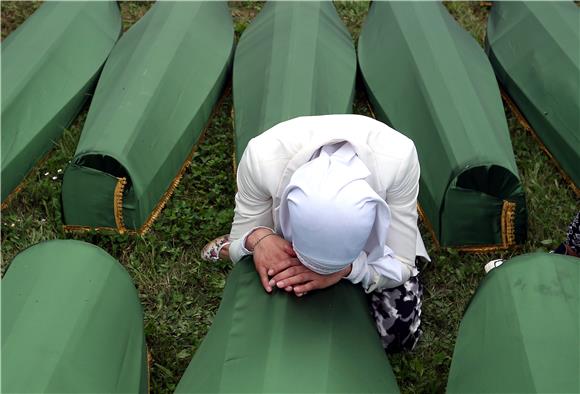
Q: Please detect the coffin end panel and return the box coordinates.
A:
[62,155,137,231]
[441,164,527,249]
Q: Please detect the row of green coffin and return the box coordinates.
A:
[3,240,578,393]
[1,1,235,233]
[2,1,578,248]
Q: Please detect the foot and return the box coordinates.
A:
[201,235,230,262]
[484,259,504,274]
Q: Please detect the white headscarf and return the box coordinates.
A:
[278,142,391,275]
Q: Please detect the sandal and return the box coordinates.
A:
[201,235,230,262]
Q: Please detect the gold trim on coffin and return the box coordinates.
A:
[1,150,52,211]
[500,88,579,198]
[64,86,232,235]
[114,177,128,233]
[364,98,519,252]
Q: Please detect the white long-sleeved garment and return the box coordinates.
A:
[228,115,430,292]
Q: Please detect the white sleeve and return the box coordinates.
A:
[230,141,275,242]
[228,226,275,263]
[384,144,421,267]
[345,246,413,293]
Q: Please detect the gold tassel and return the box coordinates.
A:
[113,177,128,234]
[501,200,516,247]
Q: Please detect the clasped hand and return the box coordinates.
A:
[248,229,350,297]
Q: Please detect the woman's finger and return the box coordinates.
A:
[276,272,314,288]
[258,266,272,293]
[294,281,316,294]
[269,257,301,277]
[269,264,307,286]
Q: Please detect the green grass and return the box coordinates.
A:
[1,2,578,394]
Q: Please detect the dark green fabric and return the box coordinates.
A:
[1,1,121,203]
[358,2,527,248]
[175,258,400,393]
[188,5,397,391]
[447,253,579,393]
[1,240,147,393]
[486,1,580,191]
[233,1,356,162]
[62,1,234,230]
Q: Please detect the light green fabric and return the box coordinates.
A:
[1,240,147,393]
[486,1,580,192]
[447,253,580,393]
[62,1,234,230]
[175,258,400,393]
[358,2,527,249]
[1,1,121,203]
[233,1,356,162]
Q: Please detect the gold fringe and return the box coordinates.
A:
[417,203,441,250]
[1,182,26,210]
[137,85,232,235]
[501,89,580,198]
[231,106,238,176]
[137,130,208,235]
[114,177,128,234]
[1,150,53,211]
[365,96,520,253]
[64,86,232,236]
[501,200,516,247]
[454,243,522,253]
[63,224,137,235]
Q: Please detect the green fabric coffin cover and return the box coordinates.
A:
[486,2,580,194]
[175,258,400,393]
[184,5,396,391]
[1,1,121,205]
[447,253,579,393]
[62,1,234,233]
[233,1,356,162]
[1,240,147,393]
[358,2,527,250]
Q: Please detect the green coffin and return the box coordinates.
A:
[486,1,580,195]
[233,1,356,162]
[62,1,234,233]
[358,2,527,250]
[1,1,121,206]
[1,240,147,393]
[447,253,579,393]
[175,258,400,393]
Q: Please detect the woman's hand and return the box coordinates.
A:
[246,228,298,293]
[270,264,352,296]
